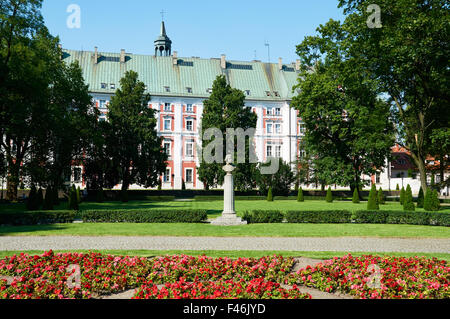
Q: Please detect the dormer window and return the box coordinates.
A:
[164,86,171,93]
[206,88,212,94]
[274,91,280,97]
[265,91,271,97]
[101,83,107,89]
[245,90,251,96]
[186,87,193,94]
[110,83,116,90]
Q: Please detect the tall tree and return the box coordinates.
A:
[337,0,449,191]
[198,75,258,191]
[254,158,295,197]
[291,19,395,198]
[100,70,167,196]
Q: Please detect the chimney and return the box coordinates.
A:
[94,47,98,64]
[278,57,283,70]
[120,49,125,63]
[173,51,178,65]
[295,59,301,71]
[221,54,226,69]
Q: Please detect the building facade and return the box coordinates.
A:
[64,22,305,190]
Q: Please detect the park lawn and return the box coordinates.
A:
[0,250,449,262]
[1,222,449,238]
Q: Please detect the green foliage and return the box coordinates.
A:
[352,188,360,204]
[96,188,104,203]
[81,210,208,223]
[396,184,400,191]
[267,187,273,202]
[255,159,295,197]
[242,211,284,224]
[423,189,440,212]
[325,187,333,203]
[198,75,258,191]
[0,211,76,226]
[417,187,425,208]
[182,179,186,190]
[377,188,385,205]
[26,185,38,211]
[285,211,352,224]
[297,187,304,202]
[120,189,129,203]
[68,185,79,211]
[403,185,415,211]
[43,187,54,211]
[430,174,435,186]
[367,185,379,210]
[400,187,406,205]
[76,186,81,204]
[354,211,449,227]
[36,188,44,210]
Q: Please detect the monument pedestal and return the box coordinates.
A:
[210,156,247,226]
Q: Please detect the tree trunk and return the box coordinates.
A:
[410,152,428,192]
[6,168,18,201]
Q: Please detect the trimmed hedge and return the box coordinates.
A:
[0,211,76,226]
[144,196,176,202]
[81,210,208,223]
[242,210,284,224]
[354,210,450,227]
[285,210,352,224]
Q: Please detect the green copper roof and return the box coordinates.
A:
[62,49,299,101]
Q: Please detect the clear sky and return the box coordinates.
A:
[42,0,346,64]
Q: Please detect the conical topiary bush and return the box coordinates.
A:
[431,190,441,211]
[297,187,304,202]
[417,186,424,208]
[377,187,385,205]
[36,188,44,210]
[352,188,360,204]
[403,185,415,211]
[43,187,54,211]
[267,187,273,202]
[367,184,379,210]
[26,185,37,211]
[400,186,405,205]
[326,186,333,203]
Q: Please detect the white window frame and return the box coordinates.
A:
[275,108,281,116]
[163,168,171,183]
[185,140,194,157]
[164,118,172,131]
[164,142,171,157]
[275,123,281,134]
[185,168,193,184]
[267,123,273,134]
[186,104,193,113]
[99,100,107,109]
[186,119,194,131]
[266,145,272,157]
[164,103,171,112]
[275,145,282,158]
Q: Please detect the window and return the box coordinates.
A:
[245,90,251,96]
[266,108,273,115]
[164,103,171,112]
[186,140,194,157]
[206,88,212,94]
[186,119,193,131]
[164,86,171,92]
[275,145,282,158]
[299,148,306,159]
[185,169,193,183]
[73,168,82,183]
[274,91,280,97]
[186,104,193,113]
[110,83,115,90]
[266,145,272,157]
[163,169,171,183]
[267,123,273,134]
[275,123,281,134]
[101,83,107,89]
[164,118,171,131]
[376,172,381,184]
[265,91,271,97]
[186,87,193,94]
[164,142,171,156]
[274,108,281,116]
[99,100,107,109]
[299,122,306,134]
[99,117,106,122]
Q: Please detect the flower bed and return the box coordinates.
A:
[285,254,449,299]
[0,252,448,299]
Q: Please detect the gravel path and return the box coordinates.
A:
[0,236,449,253]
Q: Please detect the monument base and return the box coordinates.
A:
[210,213,247,226]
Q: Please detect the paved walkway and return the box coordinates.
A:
[0,236,449,253]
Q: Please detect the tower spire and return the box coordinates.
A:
[154,15,172,56]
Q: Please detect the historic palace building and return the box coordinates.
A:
[63,22,307,190]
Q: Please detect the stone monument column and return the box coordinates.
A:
[211,155,247,226]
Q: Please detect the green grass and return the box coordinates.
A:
[1,222,449,238]
[0,250,449,262]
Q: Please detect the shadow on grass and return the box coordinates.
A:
[0,224,71,236]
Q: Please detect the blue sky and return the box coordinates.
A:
[42,0,345,63]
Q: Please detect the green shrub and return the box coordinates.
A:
[285,210,352,223]
[182,179,186,190]
[367,184,379,210]
[386,211,429,225]
[76,186,82,204]
[403,185,415,211]
[145,196,176,202]
[96,188,104,203]
[396,184,400,191]
[352,188,360,204]
[417,186,424,208]
[121,189,129,203]
[43,187,54,211]
[26,185,38,211]
[267,187,273,202]
[325,187,333,203]
[68,185,79,211]
[0,211,76,226]
[81,210,208,223]
[377,188,385,205]
[36,188,44,210]
[400,187,405,205]
[353,210,388,224]
[431,190,441,211]
[429,212,450,227]
[297,187,304,202]
[242,210,284,224]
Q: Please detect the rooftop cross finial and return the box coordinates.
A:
[160,10,165,21]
